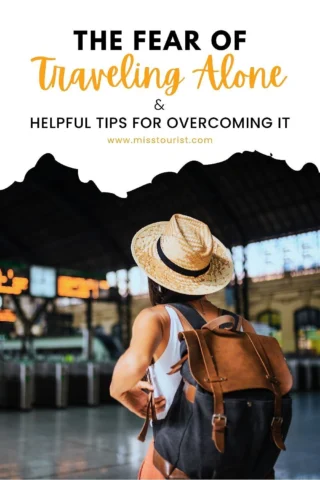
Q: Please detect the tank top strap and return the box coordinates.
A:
[149,306,183,419]
[165,305,184,341]
[168,302,206,330]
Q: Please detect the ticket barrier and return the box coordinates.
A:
[287,358,300,391]
[68,362,100,406]
[99,361,116,404]
[0,362,33,411]
[300,359,313,390]
[33,362,69,408]
[310,358,320,390]
[287,357,320,391]
[0,362,5,407]
[304,358,320,390]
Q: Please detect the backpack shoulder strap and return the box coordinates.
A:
[220,308,241,330]
[168,302,206,331]
[220,309,256,333]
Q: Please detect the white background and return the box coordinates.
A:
[0,0,319,196]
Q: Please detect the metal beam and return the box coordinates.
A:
[86,295,93,361]
[11,296,51,356]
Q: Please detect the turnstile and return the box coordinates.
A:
[0,361,5,407]
[309,358,320,390]
[0,362,33,410]
[68,362,100,406]
[287,358,300,391]
[33,362,69,408]
[287,357,320,391]
[99,361,116,404]
[297,359,314,390]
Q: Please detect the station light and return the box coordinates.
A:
[30,266,57,298]
[128,267,148,295]
[106,271,117,287]
[0,268,29,295]
[0,309,17,322]
[57,276,109,299]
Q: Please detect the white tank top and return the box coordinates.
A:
[148,306,184,420]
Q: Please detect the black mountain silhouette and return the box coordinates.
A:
[0,153,318,272]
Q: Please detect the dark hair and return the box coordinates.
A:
[148,278,204,306]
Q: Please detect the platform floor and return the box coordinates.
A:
[0,392,319,479]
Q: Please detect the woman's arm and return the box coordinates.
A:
[110,307,165,416]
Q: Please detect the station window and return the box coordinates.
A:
[295,307,320,355]
[106,268,149,296]
[128,267,148,296]
[256,310,282,346]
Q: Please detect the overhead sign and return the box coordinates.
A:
[30,266,57,298]
[0,268,29,295]
[0,309,17,322]
[0,265,110,300]
[57,276,109,299]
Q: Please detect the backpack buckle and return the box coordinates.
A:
[266,375,280,385]
[212,414,227,426]
[271,416,283,426]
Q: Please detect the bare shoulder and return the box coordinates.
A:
[132,304,169,331]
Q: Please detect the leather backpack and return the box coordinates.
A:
[138,303,293,479]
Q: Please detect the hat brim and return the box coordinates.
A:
[131,221,234,296]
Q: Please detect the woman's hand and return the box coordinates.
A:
[120,380,166,419]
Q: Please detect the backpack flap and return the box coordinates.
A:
[253,334,293,395]
[180,328,292,396]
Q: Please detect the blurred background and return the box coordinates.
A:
[0,153,319,479]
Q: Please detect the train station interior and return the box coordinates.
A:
[0,153,319,478]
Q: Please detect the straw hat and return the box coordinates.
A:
[131,214,234,295]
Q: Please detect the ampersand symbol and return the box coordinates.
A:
[154,99,165,111]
